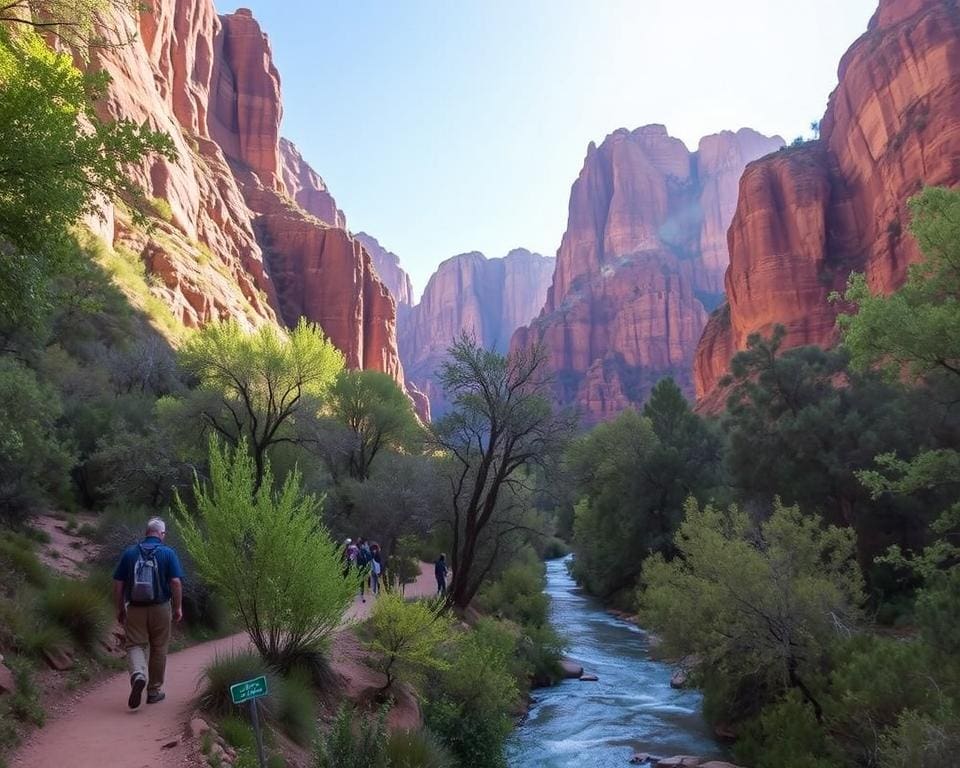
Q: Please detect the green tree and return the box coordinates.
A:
[722,329,938,577]
[0,26,174,326]
[178,319,344,491]
[433,334,574,609]
[328,369,420,480]
[0,356,73,520]
[838,187,960,383]
[366,590,453,692]
[176,439,354,671]
[640,497,864,723]
[838,186,960,586]
[567,384,721,599]
[424,620,519,768]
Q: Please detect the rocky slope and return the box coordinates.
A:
[512,125,783,423]
[401,249,555,416]
[694,0,960,408]
[85,2,405,384]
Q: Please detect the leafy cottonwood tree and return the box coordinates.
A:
[178,319,344,491]
[176,439,354,671]
[640,497,864,723]
[366,590,454,693]
[327,369,420,480]
[432,334,574,609]
[0,26,174,326]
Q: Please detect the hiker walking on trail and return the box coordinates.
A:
[435,553,448,596]
[370,543,383,595]
[112,517,184,709]
[357,538,373,602]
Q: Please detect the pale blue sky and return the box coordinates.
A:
[238,0,878,299]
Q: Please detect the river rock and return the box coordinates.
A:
[629,753,659,765]
[670,668,688,688]
[579,673,599,682]
[559,658,583,679]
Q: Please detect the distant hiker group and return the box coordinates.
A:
[342,537,384,601]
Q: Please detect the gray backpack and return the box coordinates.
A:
[131,544,161,603]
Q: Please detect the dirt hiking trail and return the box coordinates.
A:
[11,564,442,768]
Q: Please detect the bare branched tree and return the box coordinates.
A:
[432,333,574,609]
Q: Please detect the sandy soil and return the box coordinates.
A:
[10,564,440,768]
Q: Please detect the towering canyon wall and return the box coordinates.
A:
[86,2,405,383]
[512,125,783,423]
[694,0,960,408]
[401,249,555,416]
[355,233,415,313]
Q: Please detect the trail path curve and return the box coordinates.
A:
[11,564,441,768]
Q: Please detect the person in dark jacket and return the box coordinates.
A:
[435,553,448,595]
[112,517,184,709]
[370,543,384,595]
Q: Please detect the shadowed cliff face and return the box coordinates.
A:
[511,125,782,424]
[84,2,406,387]
[400,249,555,417]
[694,0,960,409]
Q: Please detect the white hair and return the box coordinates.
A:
[146,517,166,535]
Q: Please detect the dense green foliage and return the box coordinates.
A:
[313,704,390,768]
[424,620,519,768]
[177,439,354,671]
[641,498,863,723]
[328,369,421,479]
[179,319,344,491]
[366,590,453,692]
[569,378,720,599]
[0,25,173,326]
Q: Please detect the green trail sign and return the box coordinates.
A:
[230,675,268,705]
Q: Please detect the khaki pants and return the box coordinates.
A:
[124,602,172,692]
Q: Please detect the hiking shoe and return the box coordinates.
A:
[146,690,166,704]
[128,674,146,709]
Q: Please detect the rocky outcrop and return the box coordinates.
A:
[85,2,405,385]
[512,125,782,423]
[280,137,346,229]
[400,249,555,416]
[694,0,960,405]
[355,232,414,312]
[209,8,403,379]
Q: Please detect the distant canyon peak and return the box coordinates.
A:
[511,124,784,423]
[399,249,556,417]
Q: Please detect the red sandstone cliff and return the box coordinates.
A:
[355,233,415,313]
[512,125,782,422]
[694,0,960,407]
[401,249,555,416]
[280,137,346,230]
[84,2,405,386]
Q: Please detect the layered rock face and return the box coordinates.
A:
[208,7,402,378]
[401,249,555,416]
[695,0,960,406]
[355,233,415,313]
[86,2,406,386]
[280,138,346,230]
[512,125,782,423]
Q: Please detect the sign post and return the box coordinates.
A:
[230,675,269,768]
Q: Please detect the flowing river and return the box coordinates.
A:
[505,556,722,767]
